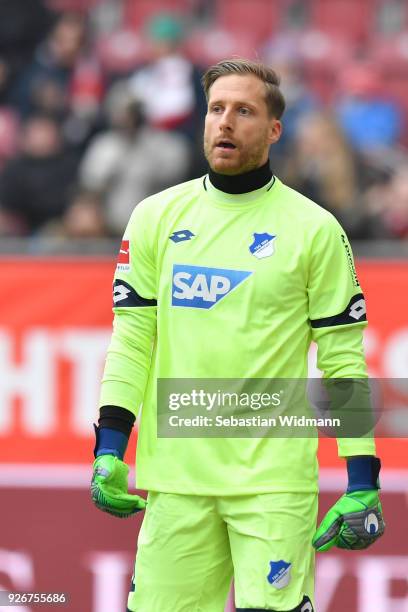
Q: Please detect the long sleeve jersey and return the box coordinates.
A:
[99,175,375,495]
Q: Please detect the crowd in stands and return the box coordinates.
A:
[0,0,408,240]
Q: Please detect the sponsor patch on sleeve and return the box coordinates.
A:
[341,234,360,287]
[117,239,130,272]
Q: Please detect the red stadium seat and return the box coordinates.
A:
[96,29,148,74]
[185,27,259,68]
[380,74,408,145]
[215,0,281,43]
[123,0,190,31]
[369,32,408,73]
[45,0,99,11]
[384,76,408,106]
[295,29,354,65]
[289,29,356,104]
[310,0,374,44]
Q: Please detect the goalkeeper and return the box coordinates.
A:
[91,58,385,612]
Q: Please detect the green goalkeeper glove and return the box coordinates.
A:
[312,489,385,551]
[91,454,147,518]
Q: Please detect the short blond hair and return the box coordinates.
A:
[202,58,285,119]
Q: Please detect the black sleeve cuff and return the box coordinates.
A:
[98,405,136,437]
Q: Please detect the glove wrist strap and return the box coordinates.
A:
[346,456,381,493]
[93,424,129,459]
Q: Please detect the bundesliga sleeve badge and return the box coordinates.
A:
[117,239,130,272]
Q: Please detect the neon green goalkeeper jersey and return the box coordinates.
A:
[100,175,375,495]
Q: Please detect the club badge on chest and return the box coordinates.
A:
[249,232,277,259]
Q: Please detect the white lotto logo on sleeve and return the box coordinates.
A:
[349,298,366,320]
[172,264,252,309]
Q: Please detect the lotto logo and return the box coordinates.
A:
[349,298,366,320]
[113,284,131,304]
[172,264,252,309]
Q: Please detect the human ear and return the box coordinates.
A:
[268,119,282,144]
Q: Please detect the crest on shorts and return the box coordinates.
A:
[267,560,292,589]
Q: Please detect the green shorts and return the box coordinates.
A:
[127,491,317,612]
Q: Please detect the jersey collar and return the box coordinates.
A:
[203,173,276,208]
[208,161,273,194]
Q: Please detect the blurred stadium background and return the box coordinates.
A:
[0,0,407,610]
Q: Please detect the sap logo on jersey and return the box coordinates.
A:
[172,264,252,309]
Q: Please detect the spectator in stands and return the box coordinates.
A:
[12,12,87,117]
[11,12,103,150]
[364,163,408,239]
[0,109,20,170]
[128,14,206,142]
[261,38,318,172]
[0,0,54,105]
[62,190,106,238]
[0,113,79,234]
[40,189,107,238]
[284,111,384,238]
[79,82,190,235]
[335,62,403,152]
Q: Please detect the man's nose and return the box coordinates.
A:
[219,109,234,131]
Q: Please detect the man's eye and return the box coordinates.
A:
[239,107,250,115]
[211,106,222,113]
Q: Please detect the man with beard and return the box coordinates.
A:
[91,59,384,612]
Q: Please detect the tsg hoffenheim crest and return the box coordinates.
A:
[249,232,276,259]
[267,560,292,589]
